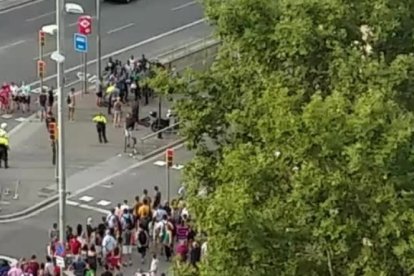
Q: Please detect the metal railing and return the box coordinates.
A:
[140,121,181,142]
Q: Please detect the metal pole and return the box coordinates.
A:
[55,141,59,187]
[39,43,44,93]
[157,96,162,139]
[81,54,85,95]
[96,0,102,93]
[166,165,170,202]
[84,52,88,94]
[56,0,66,259]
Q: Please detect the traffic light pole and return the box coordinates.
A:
[166,163,170,202]
[56,0,67,262]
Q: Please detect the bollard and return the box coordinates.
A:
[13,180,20,200]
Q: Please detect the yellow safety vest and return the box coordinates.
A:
[92,115,107,124]
[0,136,9,146]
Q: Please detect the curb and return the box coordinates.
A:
[0,0,37,12]
[0,139,185,222]
[138,138,186,160]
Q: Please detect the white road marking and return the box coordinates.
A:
[171,1,197,11]
[0,40,25,51]
[172,164,184,170]
[107,23,135,35]
[0,0,45,15]
[79,195,94,202]
[8,19,206,138]
[1,114,12,119]
[67,200,110,214]
[96,200,111,206]
[0,143,184,223]
[154,160,166,166]
[14,117,26,122]
[25,11,54,22]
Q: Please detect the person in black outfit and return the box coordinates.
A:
[131,101,139,126]
[47,87,54,113]
[100,264,113,276]
[38,90,47,121]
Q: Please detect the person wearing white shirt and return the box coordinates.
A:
[102,230,117,258]
[10,82,20,112]
[20,82,31,113]
[149,254,159,276]
[106,209,117,229]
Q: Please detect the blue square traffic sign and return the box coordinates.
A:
[74,33,88,53]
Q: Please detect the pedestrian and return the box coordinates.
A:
[67,88,76,121]
[124,113,136,148]
[162,224,173,262]
[136,225,149,264]
[102,229,117,259]
[152,186,161,209]
[113,97,122,128]
[149,254,159,276]
[190,241,201,268]
[100,265,112,276]
[87,245,98,273]
[92,112,108,144]
[71,255,87,276]
[38,90,47,121]
[47,87,54,113]
[21,82,31,113]
[44,256,54,276]
[27,255,39,276]
[121,224,133,266]
[0,131,10,169]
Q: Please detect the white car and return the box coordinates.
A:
[0,256,18,276]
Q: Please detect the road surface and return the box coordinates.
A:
[0,0,204,83]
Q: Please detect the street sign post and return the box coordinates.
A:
[74,33,88,94]
[166,148,174,201]
[77,15,92,35]
[74,33,88,53]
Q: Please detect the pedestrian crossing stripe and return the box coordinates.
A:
[15,117,26,122]
[172,164,184,170]
[1,114,12,119]
[79,195,94,202]
[154,161,166,166]
[97,200,111,206]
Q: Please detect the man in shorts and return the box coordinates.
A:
[122,224,133,266]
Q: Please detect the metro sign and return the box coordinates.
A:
[78,15,92,35]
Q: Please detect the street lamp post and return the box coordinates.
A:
[96,0,102,93]
[55,0,66,250]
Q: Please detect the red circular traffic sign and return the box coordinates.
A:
[78,15,92,35]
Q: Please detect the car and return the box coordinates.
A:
[0,256,18,276]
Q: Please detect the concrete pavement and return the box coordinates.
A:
[0,0,34,11]
[0,147,193,274]
[0,88,177,215]
[1,20,212,132]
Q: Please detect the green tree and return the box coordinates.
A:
[147,0,414,275]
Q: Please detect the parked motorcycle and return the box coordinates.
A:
[149,109,178,132]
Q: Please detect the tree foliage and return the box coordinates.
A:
[147,0,414,275]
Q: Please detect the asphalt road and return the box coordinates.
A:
[0,0,204,83]
[0,147,193,274]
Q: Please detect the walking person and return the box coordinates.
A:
[38,90,47,121]
[92,112,108,144]
[67,88,76,121]
[113,97,122,128]
[136,225,149,264]
[47,87,54,113]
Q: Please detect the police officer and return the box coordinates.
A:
[92,112,108,143]
[0,132,9,169]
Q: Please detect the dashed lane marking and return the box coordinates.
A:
[96,200,111,206]
[67,200,109,214]
[79,196,94,202]
[154,161,166,166]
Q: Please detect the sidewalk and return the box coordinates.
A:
[0,91,178,215]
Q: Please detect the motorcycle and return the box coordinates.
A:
[149,109,178,132]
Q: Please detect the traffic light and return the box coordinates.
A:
[48,122,57,141]
[37,60,46,78]
[39,30,45,47]
[166,148,174,167]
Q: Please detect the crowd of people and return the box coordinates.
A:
[5,186,206,276]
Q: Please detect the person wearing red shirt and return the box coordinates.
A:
[106,247,121,269]
[27,255,40,276]
[69,236,82,255]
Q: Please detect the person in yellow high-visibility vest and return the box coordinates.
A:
[0,134,9,169]
[92,112,108,143]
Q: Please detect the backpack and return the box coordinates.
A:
[138,230,147,246]
[123,214,132,227]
